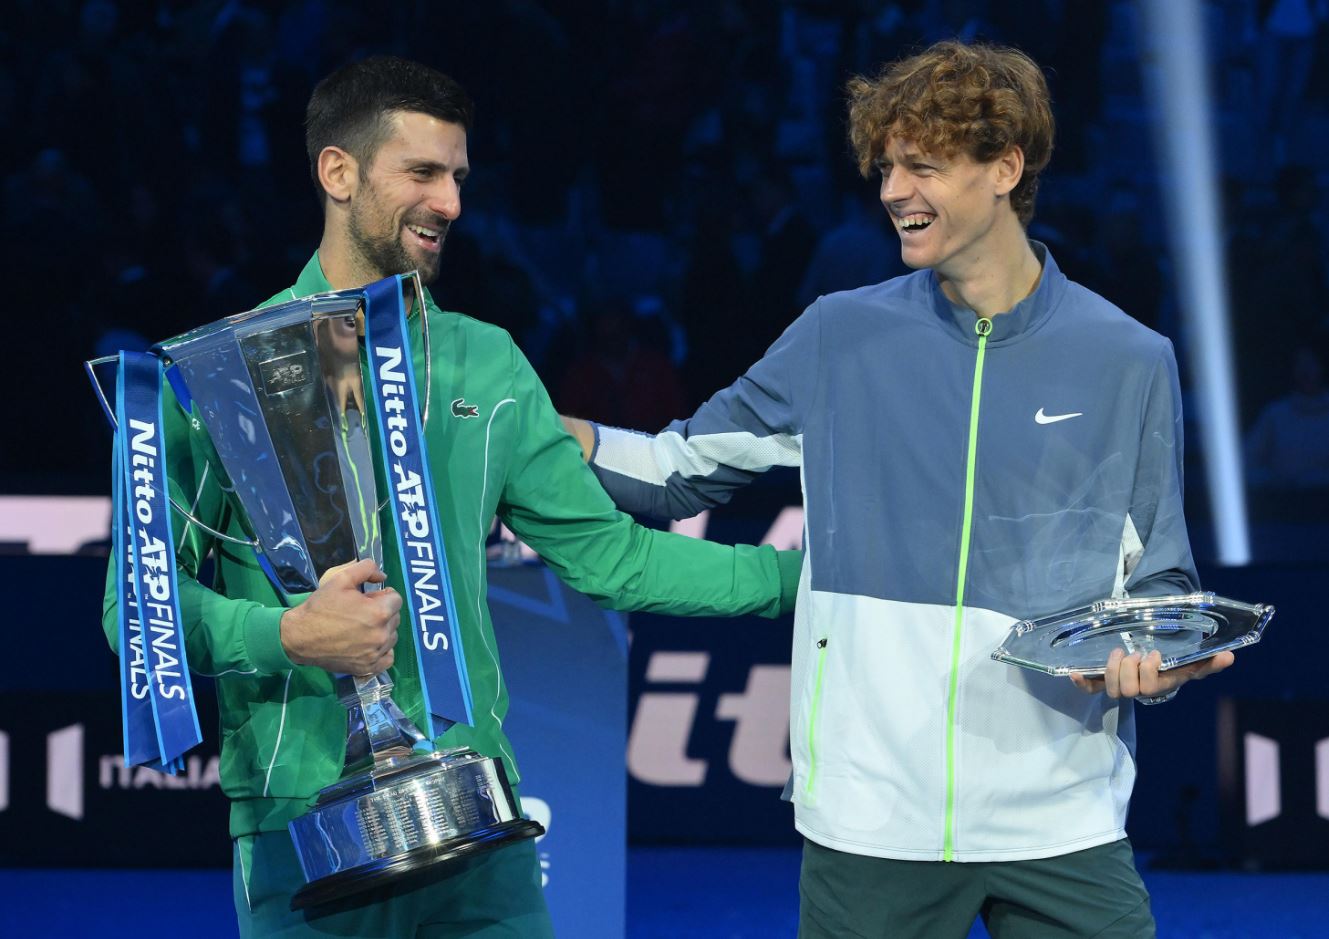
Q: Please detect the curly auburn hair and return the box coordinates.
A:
[847,41,1054,226]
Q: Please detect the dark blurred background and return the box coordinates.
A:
[3,0,1327,567]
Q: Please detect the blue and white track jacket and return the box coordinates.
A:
[589,244,1197,862]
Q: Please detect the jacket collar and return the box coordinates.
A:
[928,240,1065,344]
[292,252,437,317]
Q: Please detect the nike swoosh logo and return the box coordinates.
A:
[1035,408,1083,424]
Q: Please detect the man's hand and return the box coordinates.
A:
[559,415,595,462]
[279,559,402,676]
[1070,648,1235,701]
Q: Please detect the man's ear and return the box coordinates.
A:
[993,146,1025,198]
[317,146,358,205]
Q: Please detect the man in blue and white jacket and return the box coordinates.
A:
[565,40,1235,939]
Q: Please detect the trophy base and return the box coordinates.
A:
[290,817,545,911]
[288,748,545,912]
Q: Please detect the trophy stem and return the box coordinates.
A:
[337,673,428,776]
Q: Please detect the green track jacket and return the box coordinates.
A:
[102,253,801,839]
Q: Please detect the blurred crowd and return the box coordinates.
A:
[4,0,1328,560]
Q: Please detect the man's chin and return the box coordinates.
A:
[410,256,441,284]
[402,241,444,284]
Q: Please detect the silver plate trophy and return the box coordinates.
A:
[88,277,542,911]
[991,592,1274,677]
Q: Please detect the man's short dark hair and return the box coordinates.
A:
[305,56,474,204]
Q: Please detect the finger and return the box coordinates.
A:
[367,614,399,652]
[351,563,388,589]
[364,592,398,621]
[322,557,380,588]
[1118,653,1143,699]
[318,558,362,587]
[1104,648,1125,699]
[371,632,397,661]
[362,565,388,585]
[1138,650,1166,696]
[1165,650,1234,686]
[1069,672,1104,694]
[354,647,394,677]
[371,587,403,615]
[1191,650,1235,679]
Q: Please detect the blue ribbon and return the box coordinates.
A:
[113,351,202,770]
[112,432,168,772]
[362,276,473,734]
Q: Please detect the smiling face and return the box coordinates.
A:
[344,110,469,284]
[877,137,1021,280]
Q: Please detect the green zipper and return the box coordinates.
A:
[804,637,829,801]
[943,316,991,860]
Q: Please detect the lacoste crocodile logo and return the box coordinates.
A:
[1034,407,1083,425]
[451,398,480,419]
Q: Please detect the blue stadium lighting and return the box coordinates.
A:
[1141,0,1251,564]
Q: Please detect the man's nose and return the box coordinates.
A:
[426,179,461,220]
[880,166,910,205]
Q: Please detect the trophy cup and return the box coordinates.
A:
[88,275,543,910]
[991,592,1274,679]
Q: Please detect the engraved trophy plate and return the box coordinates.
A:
[990,592,1275,677]
[87,277,543,910]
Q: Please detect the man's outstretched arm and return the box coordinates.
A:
[561,300,823,521]
[507,340,801,618]
[562,415,596,461]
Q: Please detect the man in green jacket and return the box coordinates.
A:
[101,55,799,937]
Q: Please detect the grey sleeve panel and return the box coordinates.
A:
[1122,340,1199,598]
[590,301,820,520]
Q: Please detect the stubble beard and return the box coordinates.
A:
[347,201,445,285]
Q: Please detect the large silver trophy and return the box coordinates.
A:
[89,278,542,910]
[991,592,1274,678]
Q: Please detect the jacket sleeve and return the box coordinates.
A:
[587,299,822,520]
[497,339,802,617]
[100,383,294,678]
[1123,340,1200,598]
